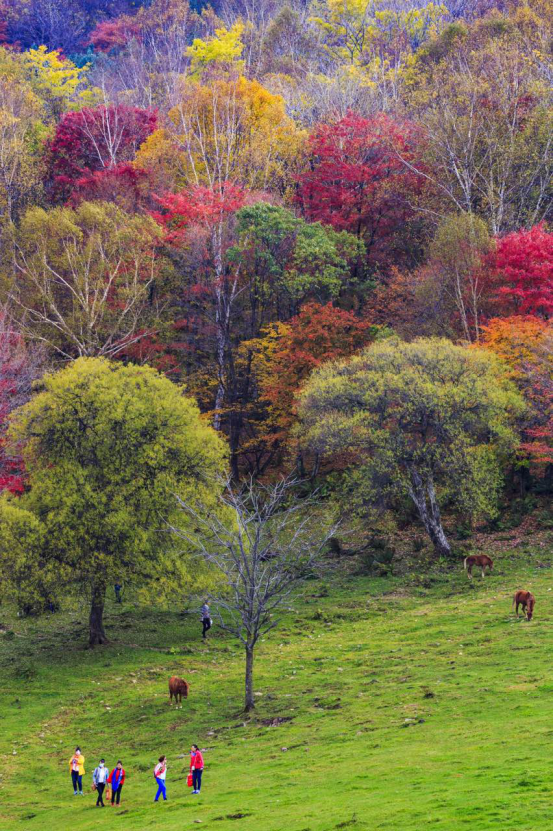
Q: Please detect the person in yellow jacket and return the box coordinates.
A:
[69,747,85,795]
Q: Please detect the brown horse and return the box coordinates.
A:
[169,676,190,708]
[513,590,535,621]
[464,554,493,579]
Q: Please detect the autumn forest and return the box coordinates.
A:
[0,0,551,606]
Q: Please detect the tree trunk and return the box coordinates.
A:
[89,581,108,646]
[408,469,452,558]
[244,643,255,712]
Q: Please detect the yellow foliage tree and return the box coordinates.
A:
[186,22,246,78]
[309,0,447,66]
[138,76,306,197]
[0,50,44,225]
[21,46,96,119]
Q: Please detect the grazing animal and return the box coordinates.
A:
[169,676,190,708]
[464,554,493,579]
[513,590,535,621]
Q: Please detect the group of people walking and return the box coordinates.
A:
[69,744,204,806]
[69,749,126,807]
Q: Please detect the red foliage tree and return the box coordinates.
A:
[70,163,153,211]
[152,184,246,242]
[88,16,141,53]
[520,352,553,466]
[153,184,247,428]
[486,224,553,319]
[0,2,8,45]
[296,112,426,268]
[0,312,44,495]
[45,105,157,203]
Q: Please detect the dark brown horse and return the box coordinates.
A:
[513,590,535,621]
[169,676,190,708]
[464,554,493,579]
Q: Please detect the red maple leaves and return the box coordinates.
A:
[487,223,553,319]
[296,112,426,267]
[45,105,157,203]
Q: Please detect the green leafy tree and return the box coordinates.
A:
[299,338,525,557]
[230,202,365,325]
[0,358,227,644]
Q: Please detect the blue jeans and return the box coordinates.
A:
[154,777,167,801]
[193,769,203,792]
[71,771,82,793]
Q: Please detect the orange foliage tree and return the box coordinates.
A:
[481,316,552,469]
[243,302,379,474]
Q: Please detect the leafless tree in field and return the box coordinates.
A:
[171,477,336,712]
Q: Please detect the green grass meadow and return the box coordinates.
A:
[0,539,551,831]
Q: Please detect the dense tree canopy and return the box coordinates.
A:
[0,358,227,642]
[299,338,525,556]
[0,0,550,621]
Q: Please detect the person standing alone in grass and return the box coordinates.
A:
[154,755,168,802]
[108,760,126,805]
[201,602,211,639]
[92,758,109,807]
[69,747,85,795]
[190,744,204,794]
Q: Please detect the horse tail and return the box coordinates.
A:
[463,557,468,570]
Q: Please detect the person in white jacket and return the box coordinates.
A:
[154,755,168,802]
[92,759,109,807]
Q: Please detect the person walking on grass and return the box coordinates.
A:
[69,746,85,795]
[92,758,109,807]
[154,755,168,802]
[108,760,126,805]
[201,602,211,639]
[190,744,204,794]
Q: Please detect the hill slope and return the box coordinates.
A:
[0,538,551,831]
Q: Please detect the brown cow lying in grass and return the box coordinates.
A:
[169,676,190,708]
[513,590,535,621]
[464,554,493,579]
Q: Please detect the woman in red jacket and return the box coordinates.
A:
[108,761,126,805]
[190,745,204,794]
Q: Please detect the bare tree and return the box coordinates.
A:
[397,36,553,234]
[172,478,336,712]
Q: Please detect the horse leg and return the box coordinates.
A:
[515,602,520,617]
[481,567,485,579]
[169,691,173,706]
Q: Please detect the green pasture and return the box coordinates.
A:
[0,539,551,831]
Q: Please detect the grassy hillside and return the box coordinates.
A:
[0,530,551,831]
